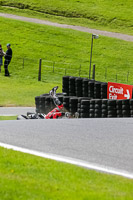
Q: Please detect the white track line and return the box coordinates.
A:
[0,142,133,179]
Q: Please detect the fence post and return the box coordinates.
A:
[38,58,42,81]
[92,64,95,80]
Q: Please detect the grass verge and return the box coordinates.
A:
[0,146,133,200]
[0,0,133,35]
[0,17,133,106]
[0,116,17,120]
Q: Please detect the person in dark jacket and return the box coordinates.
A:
[4,43,12,76]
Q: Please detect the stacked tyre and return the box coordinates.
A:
[42,96,52,114]
[89,99,95,118]
[80,100,90,118]
[35,96,41,113]
[116,100,123,118]
[94,99,102,118]
[88,80,95,99]
[77,97,90,118]
[102,99,108,118]
[75,77,83,97]
[108,100,117,118]
[69,77,76,96]
[63,96,70,111]
[122,99,130,117]
[69,97,78,116]
[101,83,107,99]
[130,99,133,117]
[62,76,70,96]
[39,95,46,113]
[94,82,101,99]
[82,78,89,97]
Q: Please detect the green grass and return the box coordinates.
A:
[0,77,62,106]
[0,16,133,106]
[0,146,133,200]
[0,0,133,35]
[0,116,17,120]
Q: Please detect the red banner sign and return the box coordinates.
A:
[107,82,133,100]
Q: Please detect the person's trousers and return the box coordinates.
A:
[4,60,10,76]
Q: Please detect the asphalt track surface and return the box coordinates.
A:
[0,107,35,116]
[0,113,133,178]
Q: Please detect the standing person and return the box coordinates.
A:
[0,44,5,72]
[4,43,12,76]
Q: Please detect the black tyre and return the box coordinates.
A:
[101,83,107,92]
[90,104,95,109]
[81,100,90,106]
[45,96,51,102]
[81,113,89,118]
[101,92,107,99]
[63,102,69,108]
[80,108,89,113]
[108,110,117,115]
[108,105,116,110]
[108,100,116,106]
[123,114,130,118]
[89,113,94,118]
[82,79,89,97]
[94,113,102,118]
[130,110,133,115]
[101,104,107,109]
[130,99,133,105]
[90,99,95,105]
[122,110,130,115]
[94,99,102,104]
[40,96,46,104]
[102,114,107,118]
[95,104,101,109]
[117,110,123,115]
[78,97,90,103]
[130,105,133,110]
[122,105,130,110]
[116,105,122,110]
[70,97,78,104]
[81,105,90,109]
[116,100,122,106]
[102,99,108,104]
[63,96,70,101]
[35,96,40,104]
[117,115,123,118]
[69,93,76,96]
[102,109,108,115]
[89,109,95,114]
[122,99,130,105]
[108,114,117,118]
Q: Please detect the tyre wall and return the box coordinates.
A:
[35,76,133,118]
